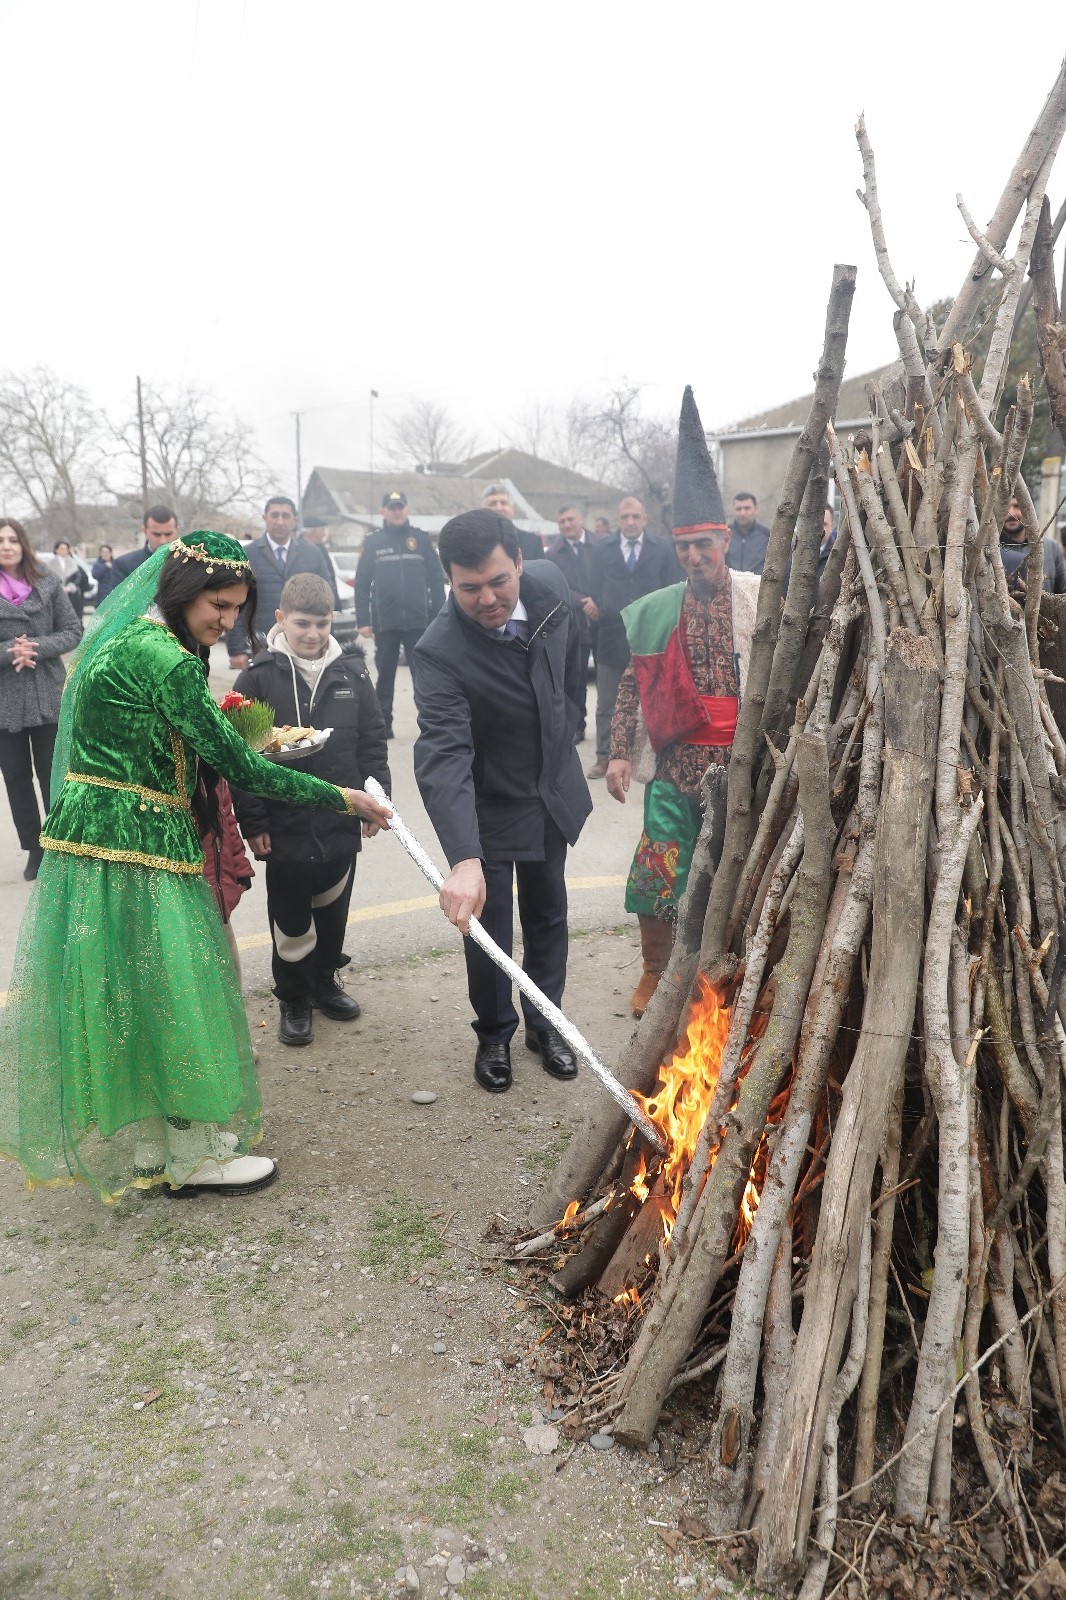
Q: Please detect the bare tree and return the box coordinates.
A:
[385,398,478,470]
[506,385,676,525]
[581,383,676,529]
[0,367,109,539]
[111,383,270,526]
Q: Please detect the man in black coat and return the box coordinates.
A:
[548,503,596,741]
[355,489,446,738]
[586,495,679,777]
[726,491,772,575]
[414,509,592,1094]
[226,496,339,667]
[1000,492,1066,593]
[110,505,180,587]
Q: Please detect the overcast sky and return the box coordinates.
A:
[5,1,1065,495]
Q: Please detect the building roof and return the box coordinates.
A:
[304,449,624,529]
[712,362,902,437]
[452,448,622,505]
[303,468,542,522]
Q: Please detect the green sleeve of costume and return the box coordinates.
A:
[155,654,349,813]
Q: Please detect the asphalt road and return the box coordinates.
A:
[0,646,641,1004]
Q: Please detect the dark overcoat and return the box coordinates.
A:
[413,560,592,865]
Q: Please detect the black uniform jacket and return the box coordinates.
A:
[354,522,446,632]
[231,642,390,863]
[413,560,592,866]
[588,533,680,667]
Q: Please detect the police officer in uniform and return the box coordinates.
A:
[355,490,447,737]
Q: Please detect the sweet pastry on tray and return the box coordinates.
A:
[262,725,316,753]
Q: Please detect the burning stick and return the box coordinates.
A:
[364,776,666,1154]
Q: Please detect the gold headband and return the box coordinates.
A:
[169,537,251,576]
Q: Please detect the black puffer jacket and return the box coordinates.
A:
[231,641,390,862]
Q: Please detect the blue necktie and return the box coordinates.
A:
[277,544,287,570]
[625,544,637,572]
[503,617,526,640]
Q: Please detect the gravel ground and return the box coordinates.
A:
[0,929,743,1600]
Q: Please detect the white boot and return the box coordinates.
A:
[165,1122,253,1188]
[166,1153,278,1198]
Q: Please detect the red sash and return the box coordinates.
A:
[631,627,739,750]
[687,696,738,745]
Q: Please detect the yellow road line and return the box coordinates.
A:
[0,875,628,997]
[234,874,627,952]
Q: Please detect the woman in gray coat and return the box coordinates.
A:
[0,519,82,879]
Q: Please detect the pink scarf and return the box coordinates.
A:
[0,571,32,606]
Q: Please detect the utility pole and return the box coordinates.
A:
[136,376,149,517]
[294,412,303,529]
[369,389,379,521]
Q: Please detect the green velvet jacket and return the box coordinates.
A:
[42,617,352,874]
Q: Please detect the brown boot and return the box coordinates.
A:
[631,914,674,1018]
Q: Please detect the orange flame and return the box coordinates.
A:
[560,1200,580,1227]
[634,976,732,1225]
[613,1285,643,1312]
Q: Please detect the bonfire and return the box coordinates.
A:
[513,58,1066,1600]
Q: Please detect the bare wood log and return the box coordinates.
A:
[894,795,984,1520]
[1032,194,1066,455]
[760,450,830,749]
[701,265,855,968]
[978,143,1061,412]
[615,730,836,1448]
[614,814,807,1383]
[852,1072,904,1503]
[797,1217,872,1600]
[854,115,926,339]
[529,767,726,1227]
[707,662,883,1529]
[757,629,939,1591]
[745,1220,797,1526]
[936,58,1066,354]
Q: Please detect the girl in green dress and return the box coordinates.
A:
[0,531,390,1203]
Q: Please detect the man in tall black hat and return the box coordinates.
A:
[606,387,760,1016]
[413,509,592,1095]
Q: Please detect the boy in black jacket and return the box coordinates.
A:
[232,573,391,1047]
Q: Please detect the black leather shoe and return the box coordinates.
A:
[313,976,362,1021]
[278,999,313,1046]
[525,1026,578,1080]
[474,1039,512,1093]
[23,848,43,881]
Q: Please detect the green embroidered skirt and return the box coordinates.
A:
[624,779,704,921]
[0,851,260,1203]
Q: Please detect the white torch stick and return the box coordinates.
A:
[364,777,666,1154]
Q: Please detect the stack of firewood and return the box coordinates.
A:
[521,56,1066,1598]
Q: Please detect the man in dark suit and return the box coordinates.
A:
[226,496,339,667]
[586,495,679,777]
[111,505,180,587]
[414,509,592,1095]
[547,503,596,741]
